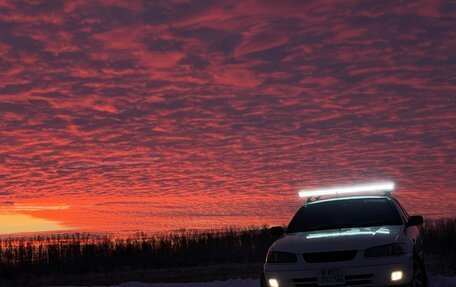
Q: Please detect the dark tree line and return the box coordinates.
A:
[0,218,454,281]
[0,227,275,280]
[418,217,456,274]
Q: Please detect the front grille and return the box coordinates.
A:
[292,274,373,287]
[292,277,318,287]
[346,274,373,285]
[303,250,357,262]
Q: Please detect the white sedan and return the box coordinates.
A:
[262,186,426,287]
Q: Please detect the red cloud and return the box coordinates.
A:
[0,0,454,234]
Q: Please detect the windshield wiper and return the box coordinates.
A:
[301,223,341,232]
[346,220,389,228]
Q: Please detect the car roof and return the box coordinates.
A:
[304,195,394,206]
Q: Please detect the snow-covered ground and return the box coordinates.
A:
[429,275,456,287]
[57,275,456,287]
[110,278,257,287]
[52,279,256,287]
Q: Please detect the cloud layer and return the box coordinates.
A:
[0,0,455,233]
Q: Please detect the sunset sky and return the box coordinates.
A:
[0,0,455,235]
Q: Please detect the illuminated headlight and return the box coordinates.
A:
[268,278,279,287]
[365,243,406,257]
[391,270,403,281]
[266,251,297,263]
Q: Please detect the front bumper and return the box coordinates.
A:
[264,257,413,287]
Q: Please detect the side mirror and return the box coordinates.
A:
[270,226,285,237]
[407,215,424,227]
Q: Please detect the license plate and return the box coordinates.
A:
[317,268,345,285]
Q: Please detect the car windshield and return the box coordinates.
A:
[286,197,403,233]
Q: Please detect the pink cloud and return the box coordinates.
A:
[0,0,454,234]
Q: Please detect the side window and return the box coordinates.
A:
[393,198,409,220]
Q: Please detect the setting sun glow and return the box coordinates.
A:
[0,214,69,235]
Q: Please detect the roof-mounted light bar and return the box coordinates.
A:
[298,182,395,201]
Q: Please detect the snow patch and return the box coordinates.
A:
[54,275,456,287]
[429,274,456,287]
[56,278,259,287]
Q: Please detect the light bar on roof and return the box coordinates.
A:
[298,182,395,198]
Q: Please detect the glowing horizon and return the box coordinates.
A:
[0,214,70,235]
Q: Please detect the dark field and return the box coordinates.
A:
[0,218,455,286]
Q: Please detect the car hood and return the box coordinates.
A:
[271,225,403,253]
